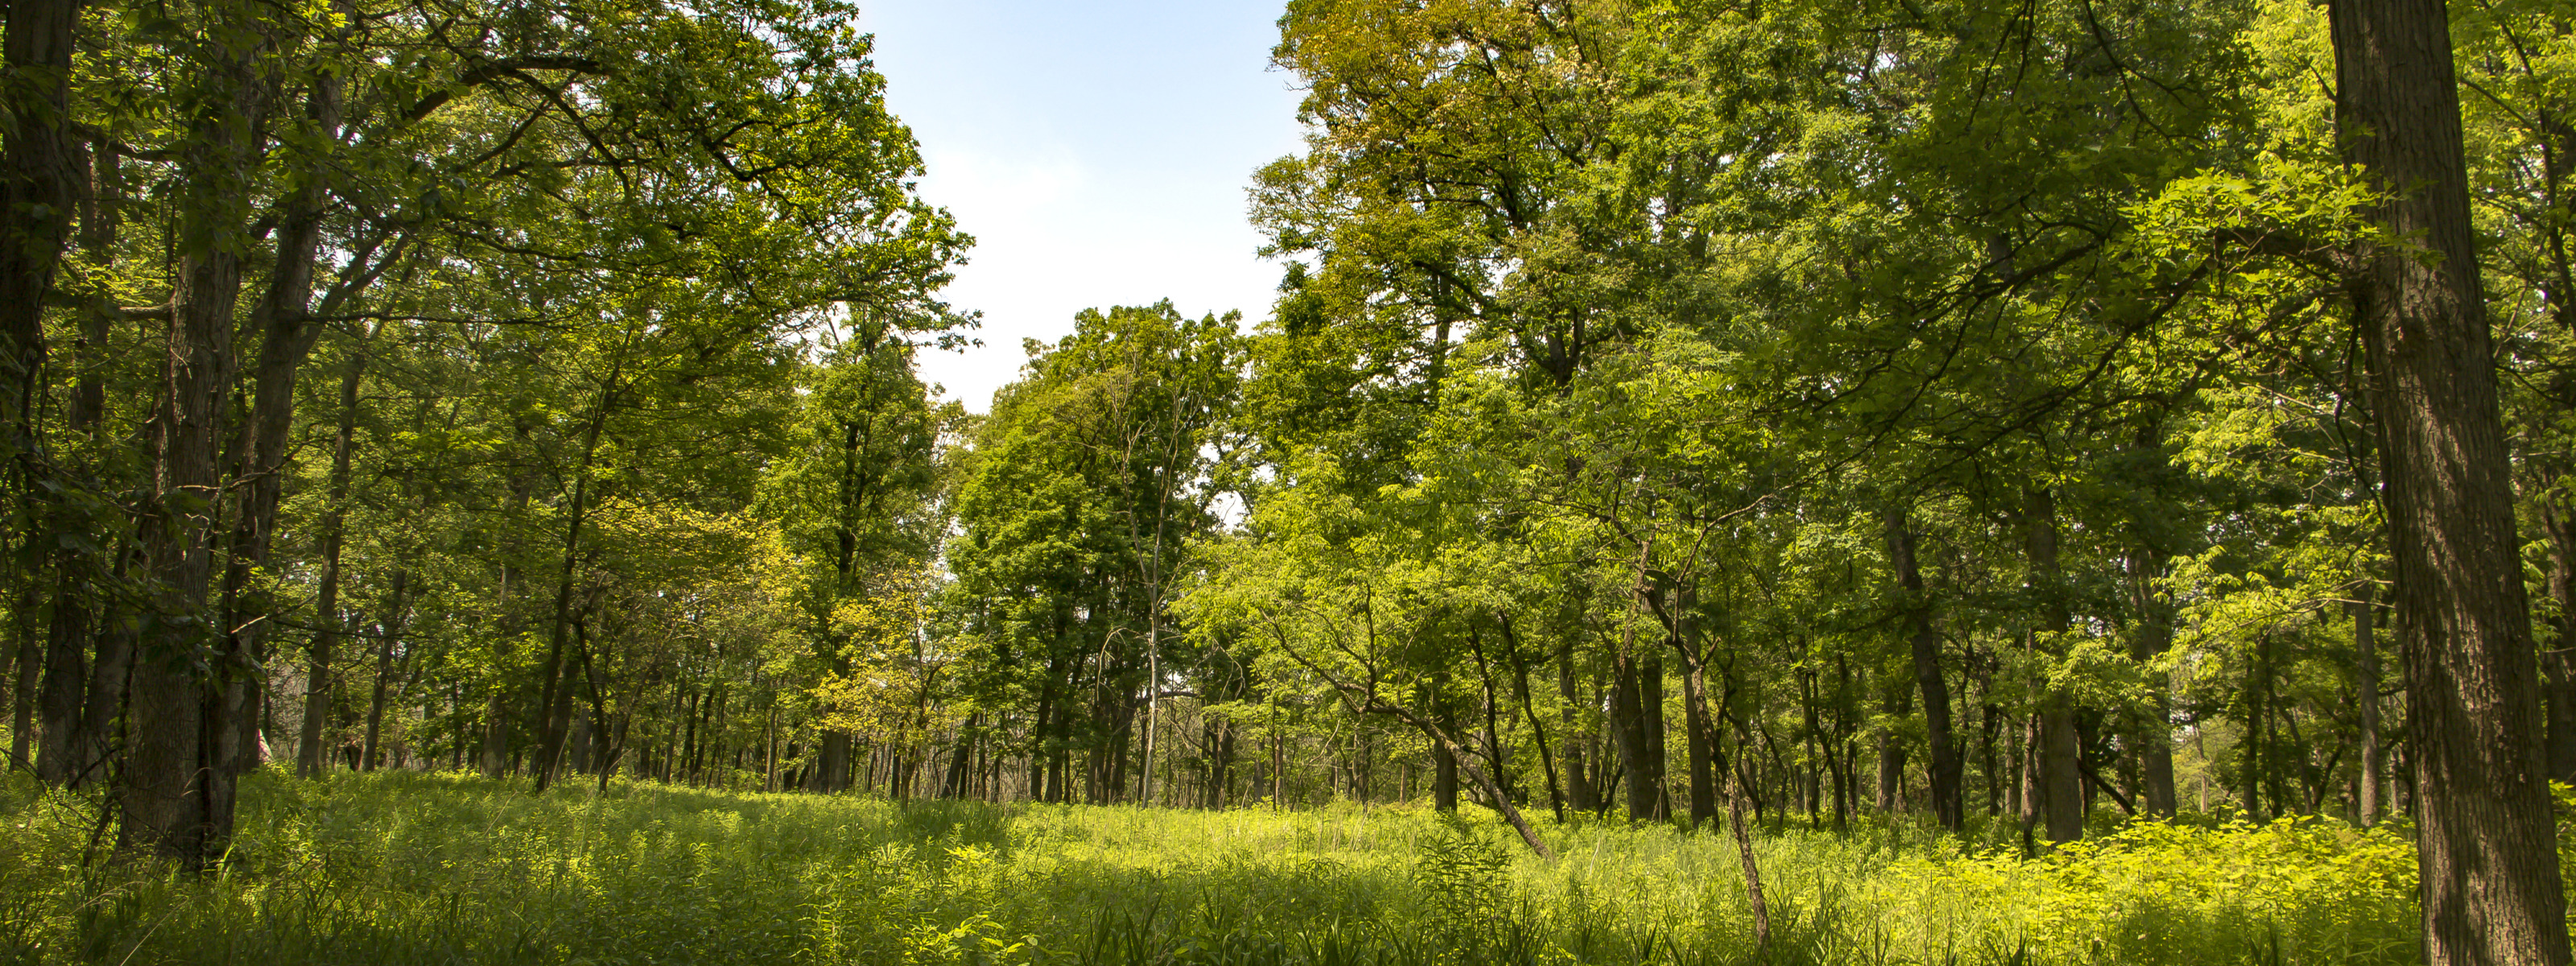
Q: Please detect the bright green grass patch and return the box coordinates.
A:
[0,770,2418,965]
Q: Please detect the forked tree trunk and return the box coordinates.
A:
[2331,1,2574,960]
[126,25,262,861]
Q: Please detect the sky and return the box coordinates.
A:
[853,1,1309,413]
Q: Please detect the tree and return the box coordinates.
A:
[2330,0,2574,962]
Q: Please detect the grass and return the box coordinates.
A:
[0,769,2422,965]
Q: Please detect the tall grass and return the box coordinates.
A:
[0,769,2421,965]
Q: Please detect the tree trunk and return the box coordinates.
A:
[1433,686,1459,811]
[1684,655,1718,825]
[2024,487,2085,843]
[298,349,365,778]
[1496,612,1567,822]
[0,0,83,453]
[1875,671,1911,813]
[2545,498,2576,786]
[213,100,349,778]
[125,26,264,861]
[2332,2,2574,959]
[1725,741,1772,952]
[1889,510,1963,828]
[360,568,408,770]
[2125,549,2180,816]
[32,141,127,786]
[31,572,86,782]
[10,588,38,772]
[72,554,132,791]
[2355,589,2387,827]
[1559,636,1594,814]
[531,407,609,792]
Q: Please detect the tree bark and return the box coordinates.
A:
[125,25,264,861]
[6,0,88,783]
[1559,635,1594,814]
[2355,588,2387,827]
[1875,668,1912,813]
[531,404,609,792]
[2124,549,2180,816]
[1888,509,1963,828]
[298,349,365,778]
[0,0,83,452]
[2024,487,2085,843]
[360,568,408,770]
[2331,1,2574,960]
[1496,612,1567,822]
[1433,681,1459,811]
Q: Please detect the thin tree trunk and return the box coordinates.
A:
[1558,635,1593,815]
[298,349,365,778]
[1875,672,1911,813]
[532,403,610,792]
[1433,682,1459,811]
[2355,588,2385,827]
[9,566,38,772]
[2544,498,2576,786]
[360,568,408,770]
[1725,742,1772,952]
[2024,487,2086,843]
[2126,548,2180,816]
[1496,612,1566,822]
[1889,509,1963,828]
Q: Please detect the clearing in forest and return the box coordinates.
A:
[0,770,2421,965]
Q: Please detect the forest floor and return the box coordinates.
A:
[0,770,2428,965]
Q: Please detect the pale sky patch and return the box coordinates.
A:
[857,1,1308,412]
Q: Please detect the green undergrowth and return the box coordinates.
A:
[0,770,2422,965]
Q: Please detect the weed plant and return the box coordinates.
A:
[0,769,2426,965]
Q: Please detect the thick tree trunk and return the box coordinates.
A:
[126,27,263,859]
[32,577,86,781]
[0,0,82,450]
[2332,2,2574,960]
[6,0,85,782]
[72,572,132,790]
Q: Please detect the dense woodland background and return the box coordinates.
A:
[5,0,2576,957]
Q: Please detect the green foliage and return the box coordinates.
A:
[0,771,2425,966]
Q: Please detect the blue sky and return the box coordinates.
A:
[854,1,1307,412]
